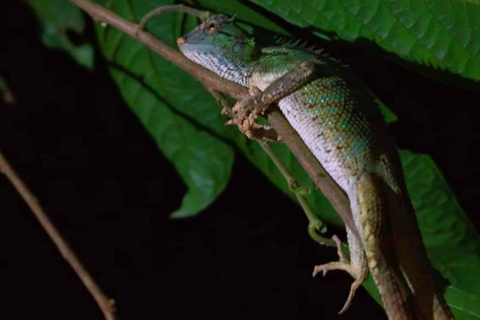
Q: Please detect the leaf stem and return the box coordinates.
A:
[139,4,212,29]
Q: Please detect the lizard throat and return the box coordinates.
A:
[179,43,253,87]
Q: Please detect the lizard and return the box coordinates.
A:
[176,14,454,320]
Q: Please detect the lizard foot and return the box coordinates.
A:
[312,235,365,314]
[231,85,265,134]
[232,98,261,129]
[229,85,285,141]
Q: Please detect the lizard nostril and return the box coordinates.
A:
[177,37,186,46]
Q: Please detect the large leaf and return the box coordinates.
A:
[249,0,480,82]
[93,0,235,218]
[401,150,480,319]
[24,0,94,69]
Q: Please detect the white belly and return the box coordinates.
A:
[277,95,356,196]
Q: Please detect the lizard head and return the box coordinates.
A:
[177,14,257,84]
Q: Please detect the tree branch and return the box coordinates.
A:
[68,0,358,239]
[0,151,116,320]
[211,90,336,247]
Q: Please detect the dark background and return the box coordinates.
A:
[1,2,480,320]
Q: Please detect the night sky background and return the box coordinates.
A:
[2,1,480,320]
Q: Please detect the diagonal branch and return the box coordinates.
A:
[68,0,358,238]
[0,150,117,320]
[211,90,335,247]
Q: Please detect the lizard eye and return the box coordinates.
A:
[207,22,217,32]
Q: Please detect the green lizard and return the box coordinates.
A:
[177,14,454,320]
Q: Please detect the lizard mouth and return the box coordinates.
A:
[176,36,208,50]
[177,41,218,54]
[176,37,186,46]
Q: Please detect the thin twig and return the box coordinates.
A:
[139,4,212,29]
[68,0,359,240]
[211,91,335,247]
[0,151,117,320]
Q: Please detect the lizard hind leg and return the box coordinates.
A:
[312,233,368,314]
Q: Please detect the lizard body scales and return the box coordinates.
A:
[178,14,453,320]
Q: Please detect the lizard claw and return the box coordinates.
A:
[232,98,254,117]
[220,107,231,116]
[337,279,362,314]
[225,119,238,126]
[312,265,329,277]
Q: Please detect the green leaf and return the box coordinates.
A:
[400,150,480,319]
[24,0,94,69]
[376,96,397,123]
[248,0,480,82]
[94,0,234,217]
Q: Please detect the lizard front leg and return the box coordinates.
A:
[229,61,316,138]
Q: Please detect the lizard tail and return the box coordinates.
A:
[354,172,416,320]
[386,187,455,320]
